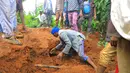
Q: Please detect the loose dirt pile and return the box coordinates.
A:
[0,27,115,73]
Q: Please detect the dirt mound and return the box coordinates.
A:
[0,28,115,73]
[22,28,59,54]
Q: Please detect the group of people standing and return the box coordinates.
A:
[41,0,96,32]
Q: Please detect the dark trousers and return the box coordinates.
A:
[78,14,92,32]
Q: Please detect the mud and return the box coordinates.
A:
[0,26,115,73]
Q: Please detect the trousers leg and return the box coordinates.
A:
[0,0,14,37]
[48,12,52,27]
[87,15,92,33]
[60,11,63,28]
[68,12,72,28]
[72,12,78,31]
[56,11,60,26]
[78,40,88,61]
[117,38,130,73]
[78,16,85,31]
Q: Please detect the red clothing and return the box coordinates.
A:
[115,65,119,73]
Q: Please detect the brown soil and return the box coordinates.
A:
[0,26,115,73]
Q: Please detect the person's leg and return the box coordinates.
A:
[60,11,63,28]
[0,0,14,38]
[87,57,97,71]
[97,43,117,73]
[98,65,107,73]
[78,16,85,32]
[72,12,78,31]
[65,12,70,28]
[68,12,72,28]
[78,40,97,70]
[46,13,50,27]
[56,11,60,27]
[10,0,17,31]
[87,14,92,33]
[48,11,52,27]
[117,38,130,73]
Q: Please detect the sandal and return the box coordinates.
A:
[3,36,22,45]
[15,32,24,38]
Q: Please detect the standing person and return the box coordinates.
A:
[0,0,21,45]
[110,0,130,73]
[64,0,69,28]
[43,0,53,28]
[16,0,27,32]
[55,0,64,28]
[78,0,96,32]
[67,0,84,31]
[50,27,97,72]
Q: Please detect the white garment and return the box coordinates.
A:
[38,14,47,24]
[0,0,14,37]
[111,0,130,40]
[43,0,52,13]
[10,0,17,29]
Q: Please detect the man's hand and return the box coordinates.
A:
[94,15,97,20]
[110,36,118,47]
[79,10,83,17]
[79,12,83,17]
[57,52,63,59]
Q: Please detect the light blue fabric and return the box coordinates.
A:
[56,30,88,61]
[10,0,17,30]
[43,0,53,13]
[0,0,14,37]
[78,40,88,61]
[0,25,3,32]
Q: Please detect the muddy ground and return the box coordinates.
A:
[0,26,115,73]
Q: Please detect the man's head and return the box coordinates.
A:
[51,27,60,37]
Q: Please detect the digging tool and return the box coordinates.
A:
[35,64,60,69]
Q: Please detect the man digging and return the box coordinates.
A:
[50,27,97,72]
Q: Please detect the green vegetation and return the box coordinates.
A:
[82,0,110,46]
[24,13,39,28]
[94,0,111,34]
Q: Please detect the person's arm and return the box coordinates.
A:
[79,0,84,17]
[56,39,64,50]
[60,32,72,54]
[106,20,120,47]
[94,6,96,19]
[93,2,97,19]
[91,0,96,19]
